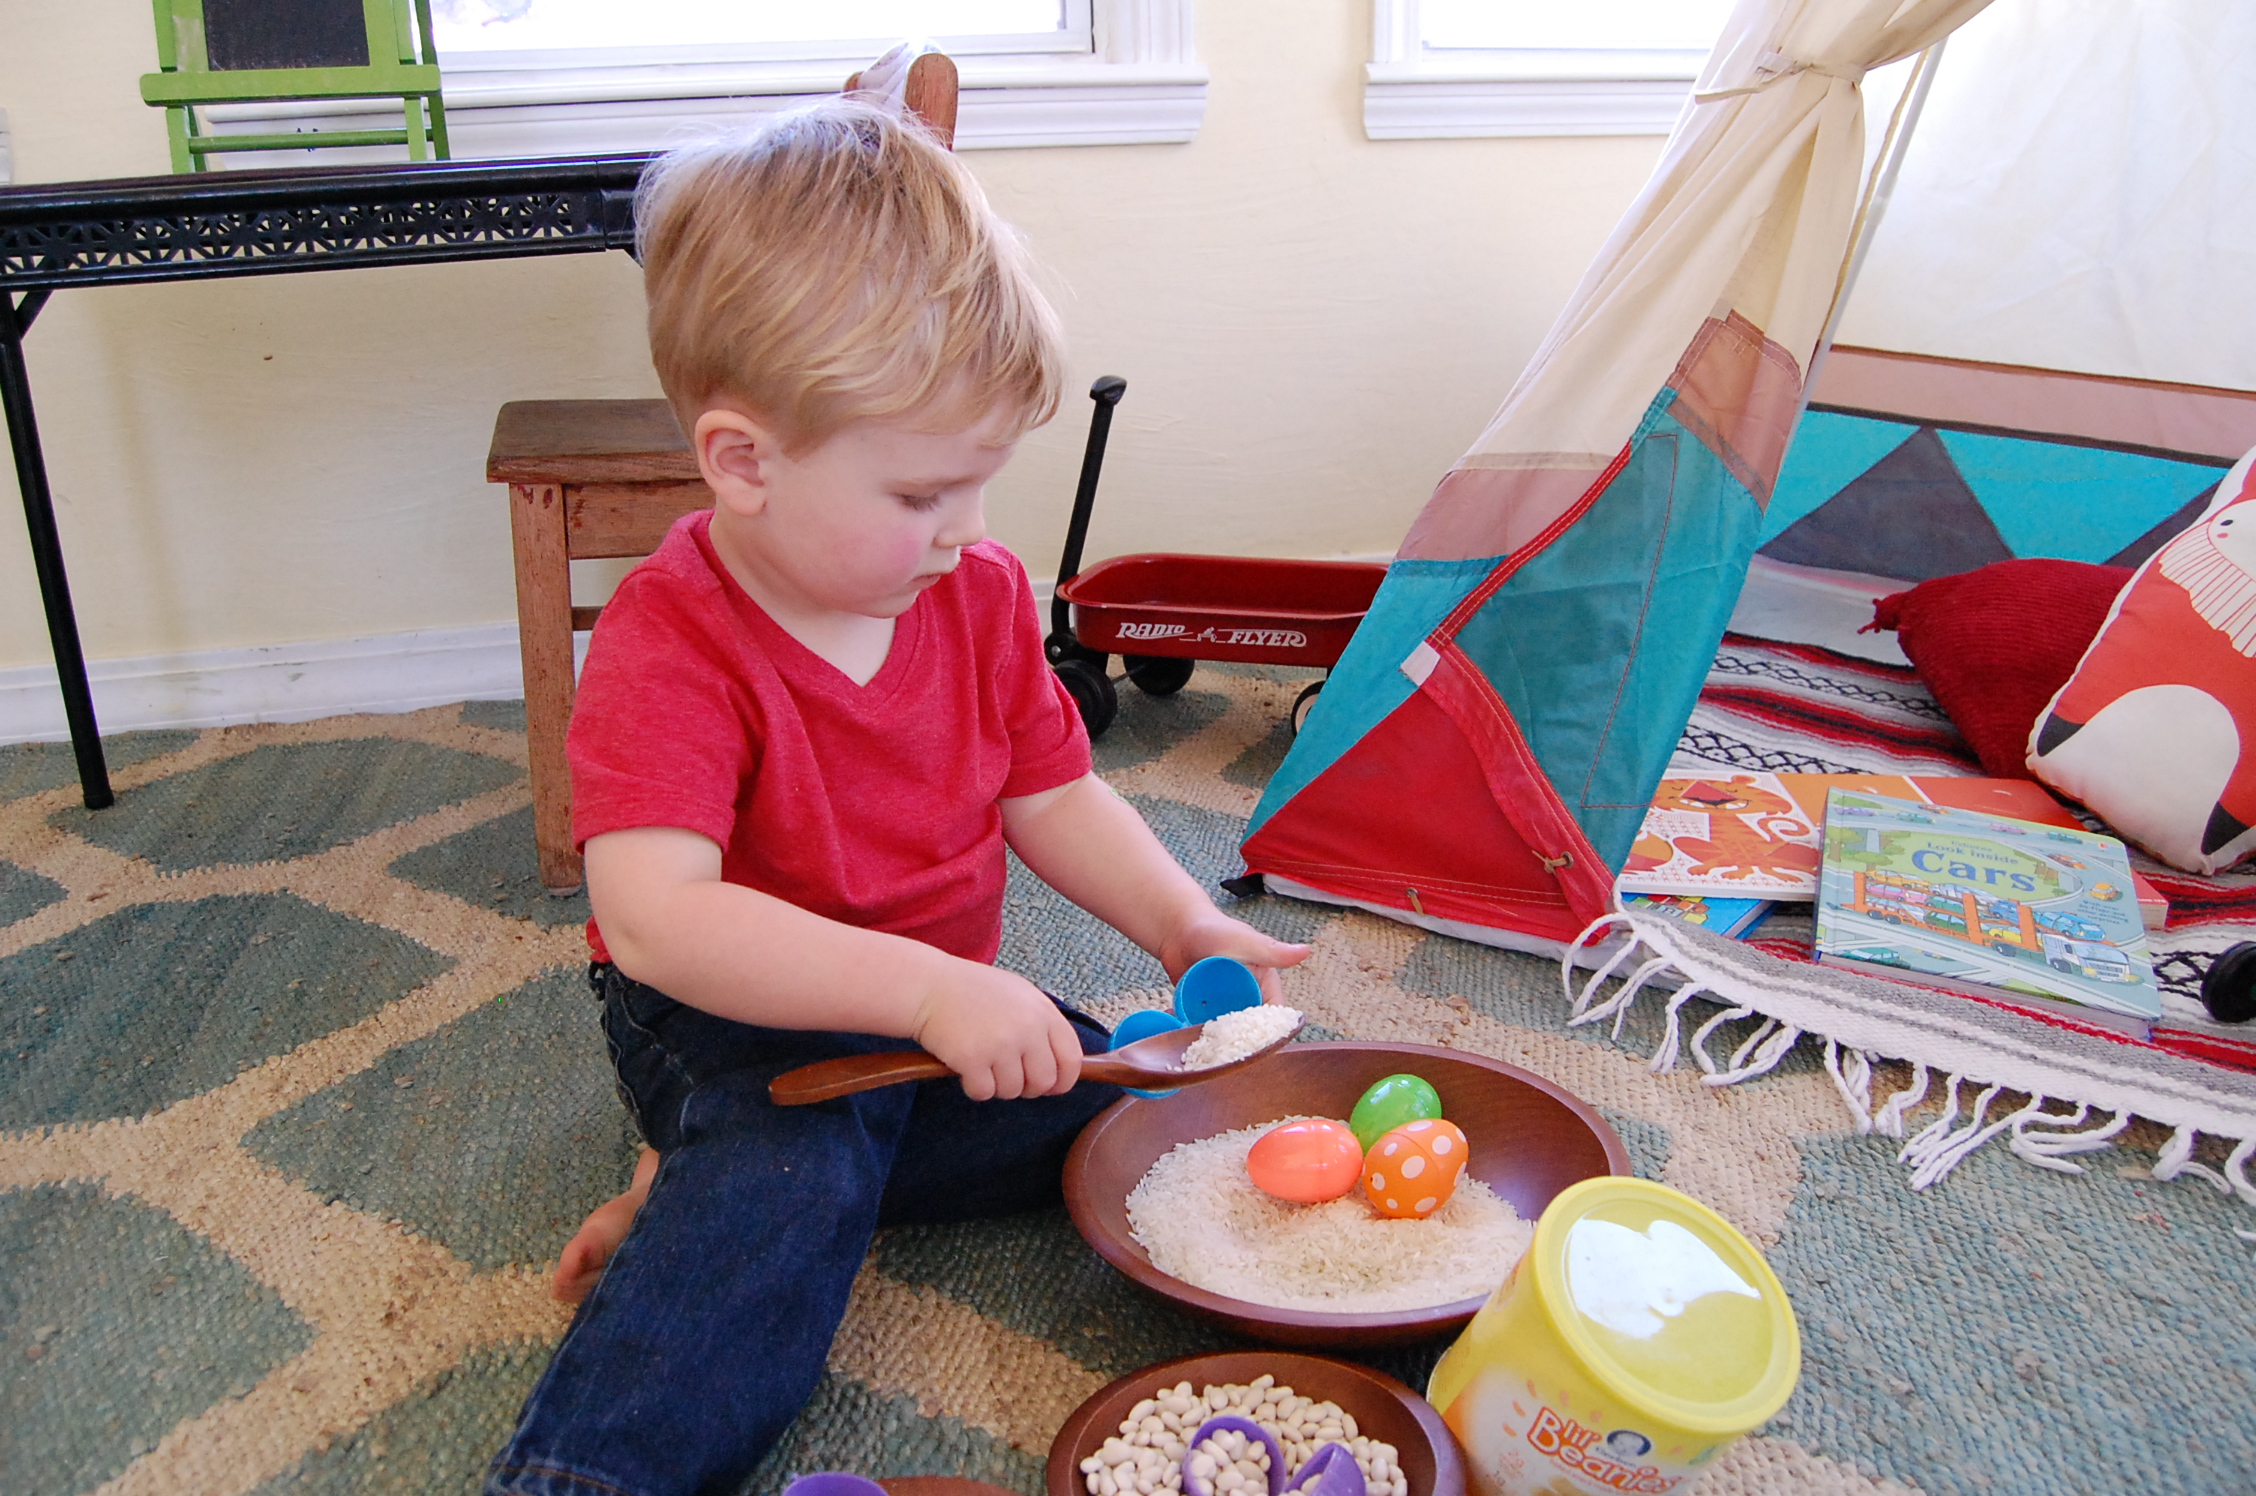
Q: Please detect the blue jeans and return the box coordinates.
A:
[486,964,1120,1496]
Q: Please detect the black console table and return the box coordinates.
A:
[0,154,650,807]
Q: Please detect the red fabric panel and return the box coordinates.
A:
[1869,559,2131,779]
[1420,642,1615,925]
[1240,688,1589,943]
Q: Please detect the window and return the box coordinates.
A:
[430,0,1089,68]
[1367,0,1735,140]
[203,0,1202,159]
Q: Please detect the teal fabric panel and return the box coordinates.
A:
[1758,409,1919,544]
[1935,428,2226,561]
[1453,394,1765,869]
[1246,557,1493,835]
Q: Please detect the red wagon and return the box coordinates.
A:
[1044,378,1388,737]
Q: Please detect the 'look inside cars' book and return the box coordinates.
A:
[1814,789,2162,1038]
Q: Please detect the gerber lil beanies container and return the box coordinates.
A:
[1425,1178,1799,1496]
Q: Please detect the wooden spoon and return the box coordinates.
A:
[768,1017,1304,1106]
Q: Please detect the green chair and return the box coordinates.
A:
[140,0,449,173]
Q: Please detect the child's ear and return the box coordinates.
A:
[693,407,776,516]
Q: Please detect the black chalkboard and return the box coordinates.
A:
[205,0,372,72]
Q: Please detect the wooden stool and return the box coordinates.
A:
[488,399,710,892]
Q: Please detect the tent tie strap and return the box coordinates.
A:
[1696,49,1868,103]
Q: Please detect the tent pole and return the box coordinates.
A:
[1798,40,1948,428]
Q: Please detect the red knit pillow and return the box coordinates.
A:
[1868,559,2132,779]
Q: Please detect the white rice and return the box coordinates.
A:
[1178,1006,1302,1069]
[1126,1117,1531,1313]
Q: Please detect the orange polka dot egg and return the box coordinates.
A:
[1361,1118,1468,1219]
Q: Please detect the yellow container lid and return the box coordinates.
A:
[1529,1178,1801,1438]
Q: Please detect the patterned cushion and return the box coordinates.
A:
[2030,445,2256,873]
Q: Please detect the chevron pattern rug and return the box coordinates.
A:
[4,666,2252,1496]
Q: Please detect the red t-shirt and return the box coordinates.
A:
[567,511,1092,964]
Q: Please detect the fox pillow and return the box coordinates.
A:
[2030,444,2256,873]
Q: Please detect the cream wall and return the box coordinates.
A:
[0,2,1662,674]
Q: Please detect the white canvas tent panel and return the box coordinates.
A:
[1835,0,2256,390]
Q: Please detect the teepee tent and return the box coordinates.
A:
[1244,0,2256,952]
[1239,0,1999,948]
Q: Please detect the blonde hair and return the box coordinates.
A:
[637,99,1063,451]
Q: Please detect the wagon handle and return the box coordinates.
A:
[1048,376,1128,658]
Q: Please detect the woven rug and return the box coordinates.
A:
[4,664,2253,1496]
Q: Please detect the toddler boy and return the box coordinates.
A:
[484,100,1308,1496]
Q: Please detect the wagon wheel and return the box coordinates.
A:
[1289,679,1325,737]
[1123,655,1196,696]
[1054,658,1118,738]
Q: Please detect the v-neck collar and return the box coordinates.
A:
[690,512,927,703]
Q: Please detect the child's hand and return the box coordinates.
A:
[1162,908,1312,1004]
[910,961,1085,1101]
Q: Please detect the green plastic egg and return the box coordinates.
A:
[1349,1073,1443,1152]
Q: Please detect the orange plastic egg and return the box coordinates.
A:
[1245,1118,1365,1203]
[1362,1118,1469,1219]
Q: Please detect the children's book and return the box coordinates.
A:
[1619,772,2169,926]
[1619,893,1774,939]
[1812,789,2161,1038]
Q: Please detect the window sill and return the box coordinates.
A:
[1364,52,1704,140]
[199,53,1208,159]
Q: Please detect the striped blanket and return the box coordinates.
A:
[1572,634,2256,1207]
[1679,634,2256,1073]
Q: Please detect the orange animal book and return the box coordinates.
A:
[1618,773,2165,922]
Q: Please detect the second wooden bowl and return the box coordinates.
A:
[1046,1351,1464,1496]
[1063,1042,1628,1347]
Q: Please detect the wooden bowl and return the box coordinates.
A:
[1046,1351,1464,1496]
[1063,1042,1628,1346]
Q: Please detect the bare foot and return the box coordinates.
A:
[551,1147,660,1305]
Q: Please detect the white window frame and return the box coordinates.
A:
[1366,0,1715,140]
[202,0,1203,159]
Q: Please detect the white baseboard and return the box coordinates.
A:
[0,624,569,746]
[0,553,1397,745]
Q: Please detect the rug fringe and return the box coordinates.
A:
[1697,1013,1802,1086]
[1569,954,1672,1034]
[2008,1104,2129,1176]
[1823,1039,1875,1134]
[1557,913,2256,1214]
[2152,1127,2256,1207]
[1650,983,1710,1074]
[1872,1062,1931,1139]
